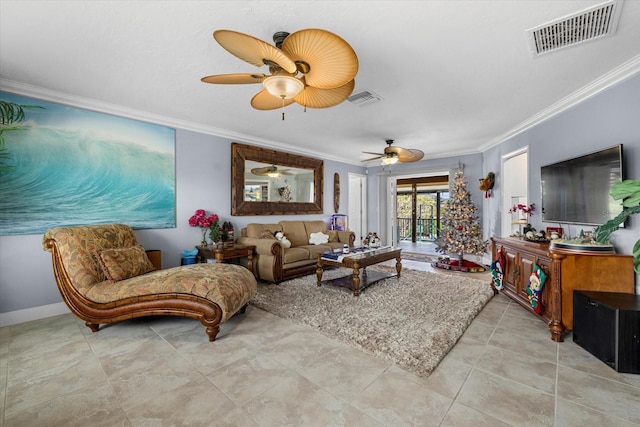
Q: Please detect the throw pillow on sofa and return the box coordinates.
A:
[309,232,329,245]
[97,245,156,282]
[259,230,277,240]
[328,230,340,242]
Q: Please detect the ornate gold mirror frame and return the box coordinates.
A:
[231,143,324,215]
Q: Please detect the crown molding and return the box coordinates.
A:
[479,53,640,153]
[0,79,353,165]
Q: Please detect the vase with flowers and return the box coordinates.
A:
[509,202,535,217]
[189,209,219,246]
[508,202,535,237]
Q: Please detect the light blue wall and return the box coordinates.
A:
[481,73,640,288]
[0,128,364,315]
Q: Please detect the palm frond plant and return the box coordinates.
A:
[0,99,44,171]
[594,179,640,273]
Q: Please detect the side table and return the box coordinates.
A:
[196,244,255,274]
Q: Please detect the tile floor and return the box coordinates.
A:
[1,260,639,426]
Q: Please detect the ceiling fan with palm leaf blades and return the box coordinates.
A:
[201,29,358,119]
[250,165,292,178]
[362,139,425,165]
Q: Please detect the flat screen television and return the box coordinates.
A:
[540,145,623,226]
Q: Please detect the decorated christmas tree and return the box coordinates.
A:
[436,167,488,259]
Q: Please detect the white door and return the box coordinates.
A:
[348,173,367,245]
[501,148,528,237]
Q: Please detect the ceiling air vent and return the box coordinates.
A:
[526,0,624,56]
[347,90,382,106]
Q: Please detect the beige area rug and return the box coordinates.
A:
[250,265,495,378]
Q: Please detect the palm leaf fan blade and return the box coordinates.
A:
[386,146,424,162]
[251,90,296,110]
[399,148,424,162]
[213,30,297,73]
[295,80,355,108]
[281,29,358,89]
[201,74,265,84]
[361,155,383,162]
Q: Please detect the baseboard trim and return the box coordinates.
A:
[0,302,70,327]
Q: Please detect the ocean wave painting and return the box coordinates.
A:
[0,92,176,236]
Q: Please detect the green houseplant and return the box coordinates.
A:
[594,179,640,273]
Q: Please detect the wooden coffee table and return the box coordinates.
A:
[316,247,402,296]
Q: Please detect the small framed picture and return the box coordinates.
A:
[546,227,563,239]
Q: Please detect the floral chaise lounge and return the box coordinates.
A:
[42,223,257,341]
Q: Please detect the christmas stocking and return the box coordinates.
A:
[526,263,547,314]
[490,246,506,291]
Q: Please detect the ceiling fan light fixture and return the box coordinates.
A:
[381,155,399,165]
[263,75,304,99]
[266,172,280,178]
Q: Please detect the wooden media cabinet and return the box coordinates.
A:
[491,237,635,342]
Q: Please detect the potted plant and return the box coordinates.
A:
[594,179,640,273]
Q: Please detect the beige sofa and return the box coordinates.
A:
[237,220,355,284]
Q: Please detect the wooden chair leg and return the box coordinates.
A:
[86,322,100,333]
[206,325,220,342]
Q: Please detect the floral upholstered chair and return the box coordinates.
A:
[43,223,257,341]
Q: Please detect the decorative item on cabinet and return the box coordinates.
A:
[222,221,235,248]
[508,198,534,237]
[330,214,347,231]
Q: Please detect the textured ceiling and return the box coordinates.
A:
[1,1,640,165]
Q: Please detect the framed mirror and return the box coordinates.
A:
[231,143,324,215]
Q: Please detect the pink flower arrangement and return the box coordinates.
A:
[509,203,535,216]
[189,209,219,244]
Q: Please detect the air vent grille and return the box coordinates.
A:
[347,90,382,106]
[527,0,623,55]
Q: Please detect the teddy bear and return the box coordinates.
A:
[274,231,291,248]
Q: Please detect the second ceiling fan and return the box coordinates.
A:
[201,29,358,116]
[362,140,425,165]
[250,165,291,177]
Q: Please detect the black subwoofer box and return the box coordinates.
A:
[573,291,640,374]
